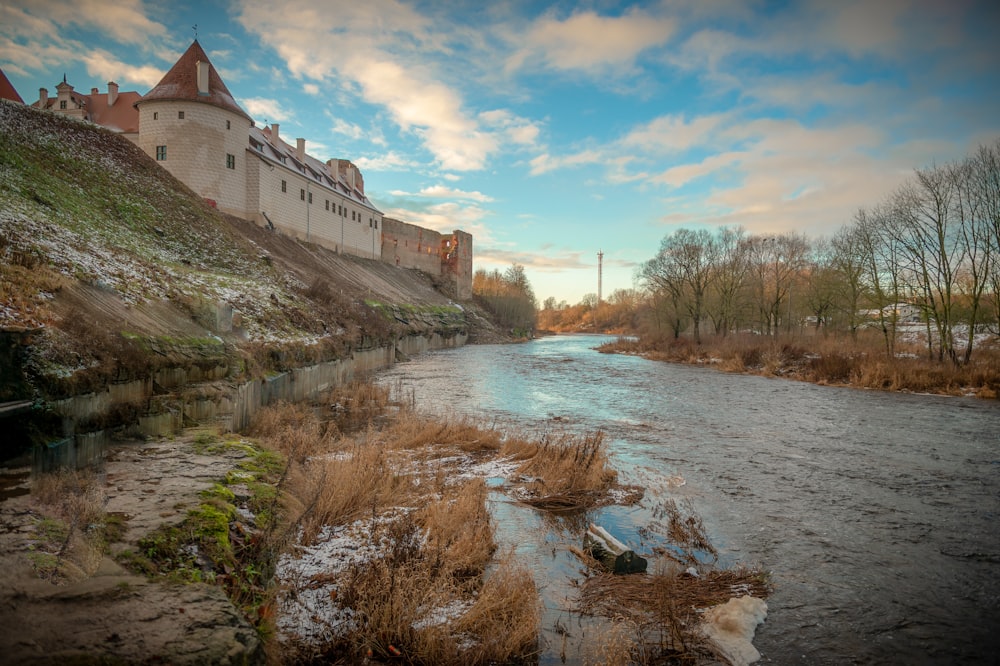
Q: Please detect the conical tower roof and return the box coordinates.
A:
[0,67,24,104]
[139,40,250,121]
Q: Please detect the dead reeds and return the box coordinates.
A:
[505,430,619,511]
[576,566,770,662]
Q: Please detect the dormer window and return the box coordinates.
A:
[59,100,67,109]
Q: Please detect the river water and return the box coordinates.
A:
[378,334,1000,664]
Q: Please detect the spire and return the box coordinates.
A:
[138,40,251,121]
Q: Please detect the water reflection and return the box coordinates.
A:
[380,334,1000,664]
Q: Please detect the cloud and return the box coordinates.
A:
[479,109,541,146]
[620,112,730,155]
[383,201,493,242]
[390,185,494,203]
[508,8,676,74]
[302,82,319,96]
[235,0,504,171]
[243,97,294,123]
[353,151,420,172]
[529,149,602,176]
[475,247,589,272]
[82,50,164,88]
[4,0,167,47]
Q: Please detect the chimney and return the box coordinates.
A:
[296,138,305,163]
[91,87,99,95]
[39,88,48,107]
[270,123,280,145]
[196,61,210,95]
[107,81,118,106]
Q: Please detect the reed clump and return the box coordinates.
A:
[505,430,618,511]
[251,392,541,664]
[577,566,770,663]
[29,469,115,580]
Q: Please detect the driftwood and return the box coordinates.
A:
[583,523,647,574]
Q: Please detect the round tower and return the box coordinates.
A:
[136,41,252,217]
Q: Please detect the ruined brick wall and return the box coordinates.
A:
[444,229,473,300]
[380,217,445,275]
[380,219,473,300]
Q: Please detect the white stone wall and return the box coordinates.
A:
[137,100,249,215]
[249,153,382,259]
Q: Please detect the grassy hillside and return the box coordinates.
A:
[0,100,473,408]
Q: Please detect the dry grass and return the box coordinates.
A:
[576,566,770,663]
[602,331,1000,398]
[504,430,619,511]
[29,469,112,579]
[250,392,543,664]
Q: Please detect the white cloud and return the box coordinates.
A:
[243,97,293,123]
[509,8,676,74]
[83,50,164,88]
[480,109,541,146]
[235,0,501,171]
[529,150,602,176]
[390,185,494,203]
[621,112,730,155]
[353,151,420,171]
[302,82,319,96]
[5,0,167,47]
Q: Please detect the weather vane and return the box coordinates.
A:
[192,24,198,39]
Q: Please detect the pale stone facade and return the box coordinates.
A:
[28,41,473,297]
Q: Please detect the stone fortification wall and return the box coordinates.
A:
[380,219,473,300]
[380,217,443,274]
[35,332,467,472]
[248,155,381,259]
[136,100,250,217]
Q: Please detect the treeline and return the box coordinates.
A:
[473,264,537,337]
[542,140,1000,367]
[538,290,643,333]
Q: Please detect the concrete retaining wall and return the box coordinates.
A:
[35,331,467,473]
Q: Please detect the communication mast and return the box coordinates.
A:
[597,250,604,304]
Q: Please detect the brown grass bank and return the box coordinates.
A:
[601,331,1000,398]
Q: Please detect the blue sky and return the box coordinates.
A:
[2,1,999,305]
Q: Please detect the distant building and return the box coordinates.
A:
[0,68,23,104]
[31,77,141,140]
[23,41,472,298]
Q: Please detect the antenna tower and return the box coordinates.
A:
[597,250,604,304]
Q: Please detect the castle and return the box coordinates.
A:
[22,42,472,299]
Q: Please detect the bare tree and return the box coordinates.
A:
[708,226,751,336]
[640,229,718,343]
[830,223,870,340]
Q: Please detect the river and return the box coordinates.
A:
[377,334,1000,664]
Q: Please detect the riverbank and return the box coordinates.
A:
[1,377,771,665]
[598,331,1000,399]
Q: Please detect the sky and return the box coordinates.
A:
[2,1,999,305]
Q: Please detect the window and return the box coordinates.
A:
[325,200,329,211]
[226,154,235,169]
[374,219,378,230]
[352,211,356,221]
[153,111,158,120]
[281,180,287,193]
[59,100,67,109]
[226,120,231,130]
[178,111,185,119]
[155,145,166,161]
[308,192,313,204]
[300,189,305,201]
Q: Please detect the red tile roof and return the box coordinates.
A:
[139,40,251,121]
[0,68,24,104]
[88,91,142,133]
